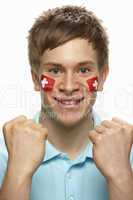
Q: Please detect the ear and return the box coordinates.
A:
[97,64,109,91]
[31,69,41,91]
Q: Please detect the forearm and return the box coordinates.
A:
[0,165,32,200]
[107,168,133,200]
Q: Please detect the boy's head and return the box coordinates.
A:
[28,5,109,127]
[28,5,108,72]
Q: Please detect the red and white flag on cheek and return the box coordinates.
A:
[87,76,98,92]
[41,75,55,92]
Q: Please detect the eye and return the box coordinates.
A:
[78,67,91,74]
[48,67,61,75]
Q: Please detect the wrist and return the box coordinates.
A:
[106,165,133,185]
[1,162,32,200]
[7,160,33,183]
[5,168,32,192]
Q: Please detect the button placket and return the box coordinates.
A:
[69,195,75,200]
[67,172,71,179]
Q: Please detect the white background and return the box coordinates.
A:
[0,0,133,129]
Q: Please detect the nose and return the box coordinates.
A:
[59,71,79,95]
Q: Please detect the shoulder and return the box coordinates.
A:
[0,131,8,165]
[130,146,133,168]
[93,110,102,127]
[0,131,8,187]
[33,111,40,123]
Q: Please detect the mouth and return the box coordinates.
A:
[53,96,85,108]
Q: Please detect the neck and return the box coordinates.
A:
[39,109,94,160]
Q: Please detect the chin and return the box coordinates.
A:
[57,118,82,128]
[42,94,95,127]
[53,110,88,128]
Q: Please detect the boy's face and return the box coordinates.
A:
[32,38,108,127]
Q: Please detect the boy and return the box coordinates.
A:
[0,5,133,200]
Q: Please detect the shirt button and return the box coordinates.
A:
[67,172,71,179]
[60,153,68,159]
[69,196,74,200]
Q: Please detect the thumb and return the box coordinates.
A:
[89,130,99,145]
[41,127,48,140]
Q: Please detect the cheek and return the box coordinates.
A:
[41,90,54,108]
[86,76,98,92]
[40,75,98,94]
[40,75,55,92]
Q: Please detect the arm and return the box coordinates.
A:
[107,166,133,200]
[89,117,133,200]
[0,116,48,200]
[0,164,32,200]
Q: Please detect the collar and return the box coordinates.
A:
[43,140,61,162]
[33,112,61,162]
[33,110,101,162]
[83,110,101,159]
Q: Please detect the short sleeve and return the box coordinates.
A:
[0,132,8,187]
[130,145,133,170]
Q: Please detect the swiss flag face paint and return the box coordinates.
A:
[87,76,98,92]
[41,75,55,92]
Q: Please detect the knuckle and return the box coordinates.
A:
[102,120,108,124]
[27,119,34,123]
[112,117,117,120]
[2,122,10,136]
[95,125,103,131]
[124,124,133,133]
[112,117,119,121]
[103,120,109,124]
[89,130,97,139]
[18,115,27,120]
[116,125,123,132]
[101,120,109,126]
[128,126,133,133]
[97,134,102,141]
[24,126,32,133]
[101,121,106,125]
[42,128,48,137]
[95,125,100,130]
[2,120,13,135]
[12,115,27,123]
[13,123,21,132]
[26,119,34,125]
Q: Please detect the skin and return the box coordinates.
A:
[31,38,108,157]
[0,38,133,200]
[89,118,133,200]
[0,116,48,200]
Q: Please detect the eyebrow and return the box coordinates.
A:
[42,61,96,67]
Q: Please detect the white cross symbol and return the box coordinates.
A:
[41,78,48,88]
[92,80,98,90]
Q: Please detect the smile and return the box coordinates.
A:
[53,96,84,107]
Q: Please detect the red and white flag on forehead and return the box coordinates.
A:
[41,75,55,91]
[87,76,98,92]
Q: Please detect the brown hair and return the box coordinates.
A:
[28,5,109,72]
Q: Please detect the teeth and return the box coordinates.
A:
[61,100,77,105]
[54,97,84,105]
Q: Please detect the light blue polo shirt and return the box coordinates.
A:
[0,112,132,200]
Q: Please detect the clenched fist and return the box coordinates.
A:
[89,118,133,181]
[3,115,48,177]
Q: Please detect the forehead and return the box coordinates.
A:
[41,38,98,67]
